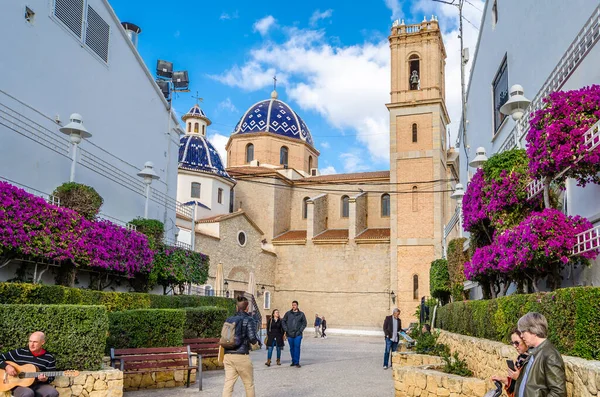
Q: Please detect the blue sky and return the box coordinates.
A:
[110,0,484,175]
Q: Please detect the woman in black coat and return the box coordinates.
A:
[321,316,327,338]
[265,309,285,366]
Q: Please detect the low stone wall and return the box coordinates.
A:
[54,367,122,397]
[392,351,444,367]
[438,330,600,397]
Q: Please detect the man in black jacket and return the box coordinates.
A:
[222,296,261,397]
[383,308,402,369]
[282,300,307,367]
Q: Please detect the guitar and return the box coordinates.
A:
[0,361,79,392]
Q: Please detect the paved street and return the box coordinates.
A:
[125,335,394,396]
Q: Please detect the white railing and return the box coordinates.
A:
[164,236,192,251]
[499,4,600,153]
[573,225,600,256]
[176,200,194,218]
[444,206,461,238]
[405,24,421,34]
[526,178,544,200]
[584,119,600,150]
[0,176,61,206]
[97,212,137,231]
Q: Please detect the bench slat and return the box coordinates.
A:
[114,347,189,355]
[124,361,192,371]
[118,353,189,362]
[184,338,220,343]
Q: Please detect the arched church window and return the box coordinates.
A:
[302,197,310,219]
[202,125,206,135]
[280,146,289,166]
[191,182,201,198]
[381,194,390,217]
[409,54,420,90]
[264,291,271,310]
[413,274,419,300]
[194,123,199,133]
[412,123,418,143]
[246,143,254,163]
[187,123,191,133]
[218,188,223,204]
[341,195,349,218]
[308,156,313,173]
[412,186,418,212]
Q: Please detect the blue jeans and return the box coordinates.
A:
[384,337,399,367]
[267,339,281,360]
[287,335,303,365]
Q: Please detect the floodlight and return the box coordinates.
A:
[156,79,170,100]
[156,60,173,78]
[172,71,189,89]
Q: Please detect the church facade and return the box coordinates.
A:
[176,18,460,331]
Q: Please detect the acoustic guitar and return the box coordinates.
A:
[0,361,79,392]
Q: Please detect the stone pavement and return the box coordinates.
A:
[124,335,394,397]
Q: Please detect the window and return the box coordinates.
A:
[204,285,213,297]
[308,156,313,173]
[412,186,418,212]
[25,6,35,24]
[409,54,420,90]
[492,0,498,28]
[191,182,201,198]
[187,123,191,133]
[218,188,223,204]
[264,291,271,310]
[413,275,419,300]
[412,123,418,143]
[302,197,309,219]
[341,195,349,218]
[381,194,390,217]
[280,146,289,166]
[229,189,234,213]
[246,143,254,163]
[194,123,199,133]
[237,231,247,247]
[84,5,110,62]
[202,125,206,135]
[492,56,509,133]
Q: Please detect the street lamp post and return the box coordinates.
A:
[500,84,531,149]
[59,113,92,182]
[451,183,466,238]
[468,147,488,169]
[137,161,160,218]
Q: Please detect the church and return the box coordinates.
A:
[175,17,460,332]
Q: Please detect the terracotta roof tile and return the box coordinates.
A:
[355,228,391,240]
[313,229,349,240]
[272,230,307,242]
[303,171,390,182]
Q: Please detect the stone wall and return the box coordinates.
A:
[123,368,197,392]
[438,330,600,397]
[50,368,122,397]
[308,194,328,239]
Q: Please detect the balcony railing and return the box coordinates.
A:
[444,206,461,238]
[573,225,600,256]
[526,178,544,200]
[0,176,60,206]
[164,236,192,251]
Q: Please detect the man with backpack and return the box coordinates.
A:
[282,300,307,367]
[221,296,261,397]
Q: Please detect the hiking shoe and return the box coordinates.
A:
[383,366,388,370]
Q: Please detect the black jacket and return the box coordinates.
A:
[223,311,260,355]
[266,318,285,348]
[383,315,402,339]
[321,319,327,330]
[282,310,307,338]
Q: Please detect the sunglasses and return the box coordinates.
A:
[511,341,521,347]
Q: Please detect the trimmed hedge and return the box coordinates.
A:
[0,304,108,370]
[107,309,186,349]
[0,282,235,314]
[436,287,600,360]
[183,306,229,339]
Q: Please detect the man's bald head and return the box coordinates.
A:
[28,331,46,353]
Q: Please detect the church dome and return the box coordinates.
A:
[232,91,314,147]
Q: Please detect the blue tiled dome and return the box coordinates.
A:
[232,91,314,146]
[178,135,232,180]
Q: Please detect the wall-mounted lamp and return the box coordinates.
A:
[390,291,396,304]
[223,280,229,290]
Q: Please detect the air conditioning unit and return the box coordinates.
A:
[250,159,260,166]
[310,168,319,176]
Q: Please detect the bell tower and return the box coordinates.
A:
[387,17,450,325]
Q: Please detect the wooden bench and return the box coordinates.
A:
[110,346,200,391]
[184,338,221,390]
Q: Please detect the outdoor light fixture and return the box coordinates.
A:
[451,183,465,200]
[171,71,189,90]
[137,161,160,218]
[500,84,531,121]
[390,291,396,304]
[156,60,173,78]
[59,113,92,182]
[156,79,170,101]
[468,147,488,168]
[224,280,229,290]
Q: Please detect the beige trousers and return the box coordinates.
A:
[222,354,255,397]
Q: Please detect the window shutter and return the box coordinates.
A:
[85,5,110,62]
[54,0,84,38]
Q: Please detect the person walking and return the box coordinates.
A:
[383,308,402,369]
[314,313,322,338]
[282,300,307,367]
[514,312,566,397]
[264,309,285,367]
[222,296,261,397]
[320,316,327,339]
[492,329,529,397]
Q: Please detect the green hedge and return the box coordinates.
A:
[436,287,600,360]
[0,304,108,370]
[0,282,235,314]
[107,309,186,349]
[183,307,229,339]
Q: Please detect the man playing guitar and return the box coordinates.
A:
[0,332,58,397]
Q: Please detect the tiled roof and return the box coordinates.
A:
[303,171,390,183]
[313,229,349,240]
[355,228,391,240]
[272,230,307,242]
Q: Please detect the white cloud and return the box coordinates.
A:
[218,97,238,113]
[319,165,337,175]
[385,0,403,21]
[208,132,230,165]
[309,9,333,26]
[340,151,371,173]
[253,15,277,36]
[321,141,330,149]
[208,62,283,91]
[220,11,239,20]
[174,30,180,38]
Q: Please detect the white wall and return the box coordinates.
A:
[176,172,232,219]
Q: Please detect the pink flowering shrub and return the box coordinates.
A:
[527,85,600,186]
[462,169,487,232]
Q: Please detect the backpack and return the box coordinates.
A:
[219,316,243,349]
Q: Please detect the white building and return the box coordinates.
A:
[457,1,600,289]
[0,0,182,283]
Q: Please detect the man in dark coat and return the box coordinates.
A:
[383,308,402,369]
[282,300,307,368]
